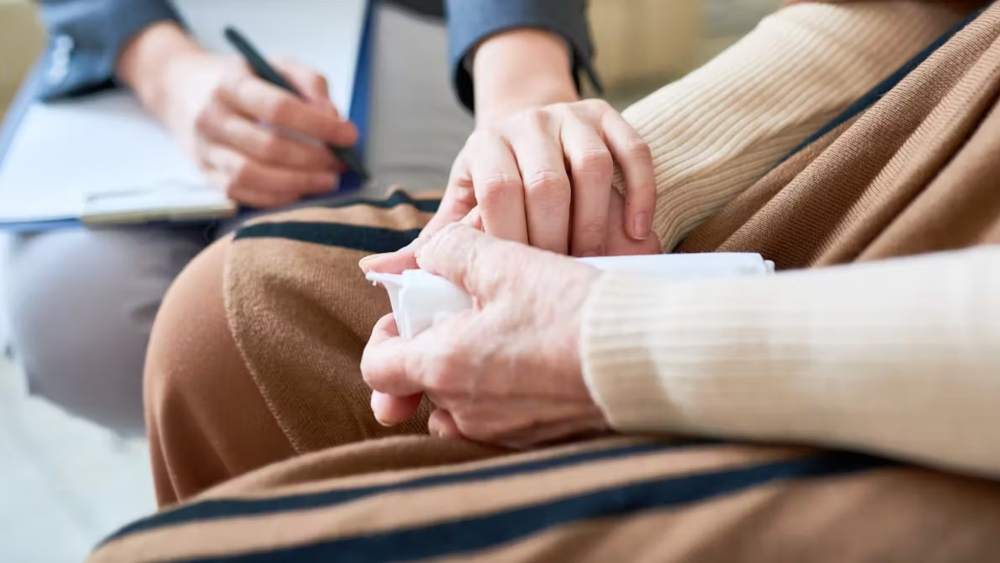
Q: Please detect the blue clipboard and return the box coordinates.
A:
[0,1,375,232]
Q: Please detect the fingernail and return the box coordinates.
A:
[632,212,651,240]
[370,392,394,427]
[359,253,389,272]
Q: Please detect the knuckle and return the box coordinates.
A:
[194,106,217,134]
[262,97,296,124]
[469,128,496,145]
[478,173,521,205]
[576,220,607,236]
[422,349,462,394]
[210,86,229,107]
[584,98,613,113]
[626,138,653,161]
[421,338,469,397]
[523,170,568,203]
[571,146,614,176]
[259,134,287,161]
[230,158,255,186]
[219,68,243,92]
[549,101,572,114]
[222,69,253,98]
[516,108,549,129]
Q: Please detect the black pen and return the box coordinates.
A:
[224,26,370,182]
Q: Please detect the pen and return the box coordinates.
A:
[224,26,370,182]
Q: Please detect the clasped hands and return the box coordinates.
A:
[122,24,660,447]
[360,100,660,449]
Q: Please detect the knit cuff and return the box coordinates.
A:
[580,248,1000,476]
[615,2,958,251]
[580,272,686,431]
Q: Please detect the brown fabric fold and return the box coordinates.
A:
[144,190,446,505]
[94,437,1000,563]
[679,4,1000,264]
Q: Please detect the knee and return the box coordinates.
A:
[3,229,203,434]
[144,236,237,431]
[145,237,299,502]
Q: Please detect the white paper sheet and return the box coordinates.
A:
[0,0,367,225]
[368,253,777,339]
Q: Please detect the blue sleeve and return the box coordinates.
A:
[34,0,182,100]
[444,0,601,113]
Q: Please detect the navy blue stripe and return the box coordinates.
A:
[190,451,893,563]
[319,190,441,213]
[105,440,709,544]
[776,10,981,166]
[234,222,423,253]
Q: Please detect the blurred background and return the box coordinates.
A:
[0,0,778,560]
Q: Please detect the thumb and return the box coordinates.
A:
[417,223,526,301]
[371,391,423,426]
[359,172,477,275]
[359,239,419,275]
[359,206,482,275]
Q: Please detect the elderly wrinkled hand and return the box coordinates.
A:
[360,224,611,449]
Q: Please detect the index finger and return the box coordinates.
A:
[360,314,425,397]
[470,134,529,244]
[219,71,357,147]
[417,223,528,301]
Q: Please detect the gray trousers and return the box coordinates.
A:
[0,5,473,434]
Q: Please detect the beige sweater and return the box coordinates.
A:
[588,2,1000,478]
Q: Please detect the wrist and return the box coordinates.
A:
[473,29,578,124]
[117,22,205,120]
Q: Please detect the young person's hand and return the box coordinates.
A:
[442,97,656,255]
[361,29,658,276]
[461,30,657,256]
[117,22,358,208]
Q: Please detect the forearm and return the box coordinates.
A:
[617,1,958,251]
[582,246,1000,477]
[116,22,203,122]
[445,0,593,112]
[472,29,579,124]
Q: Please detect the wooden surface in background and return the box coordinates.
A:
[590,0,702,91]
[0,0,43,120]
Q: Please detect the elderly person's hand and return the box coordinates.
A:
[361,223,613,449]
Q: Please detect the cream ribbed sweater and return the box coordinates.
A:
[619,2,957,251]
[586,3,1000,478]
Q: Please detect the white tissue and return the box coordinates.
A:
[367,253,775,339]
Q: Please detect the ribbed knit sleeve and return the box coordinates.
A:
[615,2,958,250]
[581,247,1000,477]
